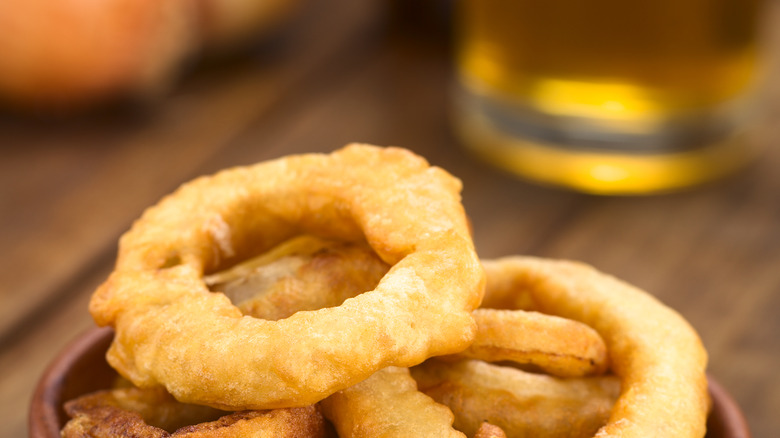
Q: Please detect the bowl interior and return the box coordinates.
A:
[30,327,751,438]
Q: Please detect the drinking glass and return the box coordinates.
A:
[452,0,764,194]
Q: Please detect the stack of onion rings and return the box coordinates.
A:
[72,144,710,437]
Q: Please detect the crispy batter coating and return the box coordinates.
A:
[480,257,709,438]
[89,144,484,410]
[0,0,301,110]
[443,308,609,377]
[320,367,465,438]
[63,236,360,437]
[411,359,619,438]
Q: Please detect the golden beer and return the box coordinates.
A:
[454,0,762,194]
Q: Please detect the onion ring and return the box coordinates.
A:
[442,308,608,377]
[411,359,619,438]
[89,144,484,410]
[210,236,463,436]
[479,256,709,438]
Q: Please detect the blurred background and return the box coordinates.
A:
[1,0,778,436]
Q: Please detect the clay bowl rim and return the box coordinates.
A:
[29,326,752,437]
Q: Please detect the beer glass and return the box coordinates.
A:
[453,0,763,194]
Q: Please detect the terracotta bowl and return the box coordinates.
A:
[30,326,752,437]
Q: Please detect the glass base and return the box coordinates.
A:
[453,83,759,195]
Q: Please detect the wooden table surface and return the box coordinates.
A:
[1,1,778,436]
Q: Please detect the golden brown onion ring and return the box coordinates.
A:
[89,144,484,410]
[211,237,463,436]
[443,308,608,377]
[480,257,709,438]
[0,0,302,110]
[411,359,619,438]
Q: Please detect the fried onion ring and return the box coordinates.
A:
[479,257,709,438]
[442,308,608,377]
[411,359,619,438]
[89,144,484,410]
[210,237,464,436]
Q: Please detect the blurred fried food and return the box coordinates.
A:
[0,0,301,110]
[63,145,710,437]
